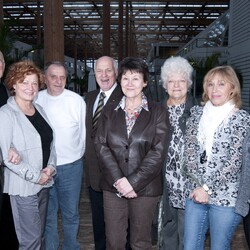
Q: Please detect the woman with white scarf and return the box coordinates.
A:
[182,65,250,250]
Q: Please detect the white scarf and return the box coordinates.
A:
[197,100,235,157]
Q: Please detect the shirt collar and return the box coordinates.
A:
[99,82,117,100]
[115,92,149,111]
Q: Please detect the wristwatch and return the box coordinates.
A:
[202,184,212,195]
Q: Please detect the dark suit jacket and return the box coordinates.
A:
[0,84,8,108]
[85,85,123,191]
[0,83,8,207]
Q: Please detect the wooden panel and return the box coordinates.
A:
[43,0,64,63]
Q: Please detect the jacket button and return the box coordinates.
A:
[125,145,128,149]
[125,159,128,163]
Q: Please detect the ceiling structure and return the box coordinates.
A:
[2,0,229,61]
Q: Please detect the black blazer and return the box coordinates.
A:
[0,84,8,194]
[0,84,8,108]
[85,85,123,191]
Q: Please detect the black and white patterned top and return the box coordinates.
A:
[183,105,250,207]
[165,103,187,209]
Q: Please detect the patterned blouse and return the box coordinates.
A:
[165,103,187,209]
[183,105,250,207]
[115,93,149,136]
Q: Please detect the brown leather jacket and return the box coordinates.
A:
[94,100,169,197]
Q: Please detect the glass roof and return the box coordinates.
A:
[2,0,229,60]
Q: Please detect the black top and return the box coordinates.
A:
[26,109,53,168]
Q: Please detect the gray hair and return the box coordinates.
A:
[94,56,118,75]
[44,61,68,77]
[161,56,193,90]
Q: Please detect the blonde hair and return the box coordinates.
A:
[202,65,242,108]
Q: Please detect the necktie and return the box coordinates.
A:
[93,92,106,127]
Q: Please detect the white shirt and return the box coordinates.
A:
[36,89,86,165]
[93,82,117,115]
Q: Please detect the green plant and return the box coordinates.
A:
[0,21,18,60]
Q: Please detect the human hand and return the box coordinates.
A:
[114,177,133,196]
[8,148,21,165]
[124,190,137,199]
[190,187,209,204]
[38,171,52,185]
[43,166,55,177]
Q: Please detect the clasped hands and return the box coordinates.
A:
[114,177,137,199]
[8,147,54,186]
[190,187,209,204]
[38,167,55,186]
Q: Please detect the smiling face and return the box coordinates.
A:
[14,74,39,103]
[120,70,147,100]
[94,56,117,92]
[206,73,234,106]
[165,73,188,105]
[45,64,67,96]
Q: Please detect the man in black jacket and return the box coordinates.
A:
[85,56,123,250]
[0,51,8,107]
[0,50,19,250]
[0,50,9,210]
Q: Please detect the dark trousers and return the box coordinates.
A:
[103,191,159,250]
[244,210,250,249]
[89,187,106,250]
[89,187,132,250]
[0,194,19,250]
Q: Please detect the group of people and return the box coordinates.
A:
[0,50,250,250]
[158,57,250,250]
[0,55,85,250]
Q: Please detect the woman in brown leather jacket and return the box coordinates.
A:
[94,57,169,250]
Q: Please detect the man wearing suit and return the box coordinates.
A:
[85,56,123,250]
[0,50,19,250]
[0,51,8,107]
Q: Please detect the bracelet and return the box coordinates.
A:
[202,184,212,195]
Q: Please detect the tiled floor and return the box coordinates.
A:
[59,182,249,250]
